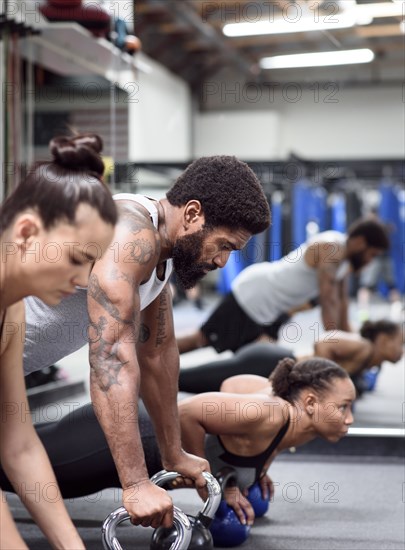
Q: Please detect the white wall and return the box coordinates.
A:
[195,111,280,159]
[128,53,192,162]
[279,86,404,160]
[196,84,404,160]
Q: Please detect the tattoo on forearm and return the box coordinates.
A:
[138,323,150,343]
[91,348,128,392]
[155,288,169,347]
[89,317,129,392]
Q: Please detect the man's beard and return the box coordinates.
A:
[172,228,217,290]
[348,250,367,273]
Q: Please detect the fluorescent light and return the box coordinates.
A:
[223,2,404,38]
[223,16,356,37]
[357,1,404,18]
[260,48,374,69]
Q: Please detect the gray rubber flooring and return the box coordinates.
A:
[6,457,404,549]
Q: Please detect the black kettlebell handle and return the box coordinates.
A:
[214,467,239,493]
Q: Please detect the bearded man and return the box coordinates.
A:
[22,155,270,528]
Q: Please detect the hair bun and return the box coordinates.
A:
[360,319,399,341]
[359,320,374,340]
[49,133,104,176]
[278,357,296,375]
[269,357,297,399]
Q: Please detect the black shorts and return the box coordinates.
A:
[201,292,290,353]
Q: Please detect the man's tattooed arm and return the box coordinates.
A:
[88,273,133,325]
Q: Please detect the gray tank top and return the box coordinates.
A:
[23,194,173,374]
[231,231,348,325]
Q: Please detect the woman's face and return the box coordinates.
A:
[375,329,404,364]
[20,204,114,305]
[308,378,356,443]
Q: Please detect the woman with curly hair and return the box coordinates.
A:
[178,319,404,394]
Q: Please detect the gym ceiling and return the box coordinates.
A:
[134,0,405,89]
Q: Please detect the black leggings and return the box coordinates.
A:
[179,342,295,393]
[0,343,294,498]
[0,402,162,499]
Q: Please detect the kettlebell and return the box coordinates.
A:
[209,467,251,548]
[102,504,191,550]
[246,481,270,518]
[150,469,222,550]
[362,366,380,392]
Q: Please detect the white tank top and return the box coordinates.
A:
[23,194,173,374]
[113,193,173,310]
[231,231,348,325]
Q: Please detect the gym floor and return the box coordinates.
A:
[6,456,404,549]
[10,294,405,549]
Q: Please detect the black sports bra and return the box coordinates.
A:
[206,412,291,487]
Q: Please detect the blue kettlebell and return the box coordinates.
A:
[246,482,270,518]
[209,468,251,548]
[361,366,380,392]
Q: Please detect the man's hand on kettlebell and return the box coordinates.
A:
[123,480,173,529]
[163,450,210,489]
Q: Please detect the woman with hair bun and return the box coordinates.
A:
[0,133,117,549]
[179,318,404,394]
[310,319,404,383]
[179,356,355,524]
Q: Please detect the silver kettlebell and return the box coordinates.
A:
[150,470,222,550]
[150,470,222,522]
[102,504,192,550]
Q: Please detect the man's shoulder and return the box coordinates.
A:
[309,230,346,245]
[305,231,346,269]
[116,198,156,231]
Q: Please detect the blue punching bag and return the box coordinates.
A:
[309,186,327,233]
[394,187,405,294]
[269,192,283,261]
[292,180,311,247]
[378,180,404,294]
[217,250,245,295]
[330,194,347,234]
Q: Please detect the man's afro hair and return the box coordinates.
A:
[166,156,270,234]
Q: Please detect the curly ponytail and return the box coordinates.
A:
[360,319,399,342]
[270,357,348,403]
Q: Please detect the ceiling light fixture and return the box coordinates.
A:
[260,48,375,69]
[223,16,356,37]
[356,2,404,18]
[223,2,404,38]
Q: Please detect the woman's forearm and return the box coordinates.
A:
[0,491,29,550]
[2,442,84,550]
